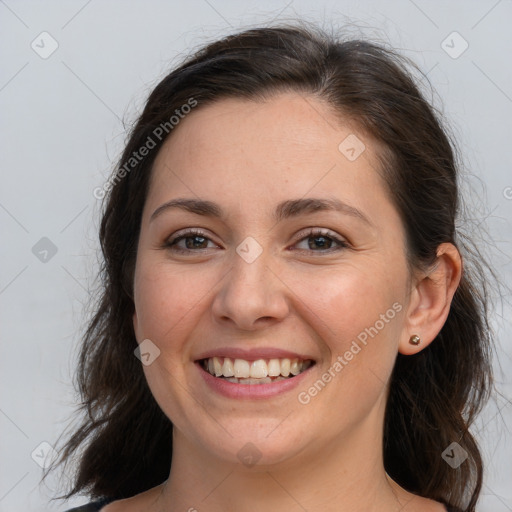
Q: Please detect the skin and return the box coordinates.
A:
[104,92,461,512]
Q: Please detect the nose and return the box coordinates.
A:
[210,246,290,331]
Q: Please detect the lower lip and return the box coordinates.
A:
[196,362,314,400]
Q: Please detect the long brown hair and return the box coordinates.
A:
[52,23,494,511]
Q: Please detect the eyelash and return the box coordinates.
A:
[164,228,350,255]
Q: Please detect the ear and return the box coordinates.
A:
[398,243,462,355]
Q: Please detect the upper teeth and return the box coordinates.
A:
[204,357,312,379]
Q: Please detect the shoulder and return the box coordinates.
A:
[64,499,112,512]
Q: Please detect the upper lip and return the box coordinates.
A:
[194,347,316,362]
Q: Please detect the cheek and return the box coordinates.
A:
[133,261,213,426]
[293,265,403,344]
[133,261,216,354]
[294,271,404,416]
[290,265,405,396]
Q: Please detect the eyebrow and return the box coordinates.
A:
[150,197,372,226]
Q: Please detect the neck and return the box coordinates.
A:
[157,409,409,511]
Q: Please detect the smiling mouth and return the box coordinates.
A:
[199,356,315,384]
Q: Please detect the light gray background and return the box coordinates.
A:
[1,1,511,511]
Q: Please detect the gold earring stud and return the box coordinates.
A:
[409,334,421,346]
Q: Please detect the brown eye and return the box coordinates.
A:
[165,229,219,253]
[293,229,349,253]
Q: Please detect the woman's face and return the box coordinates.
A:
[133,92,414,469]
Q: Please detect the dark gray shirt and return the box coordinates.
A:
[66,499,463,511]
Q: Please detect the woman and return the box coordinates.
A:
[56,23,493,512]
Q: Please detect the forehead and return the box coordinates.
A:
[154,92,367,167]
[146,92,394,227]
